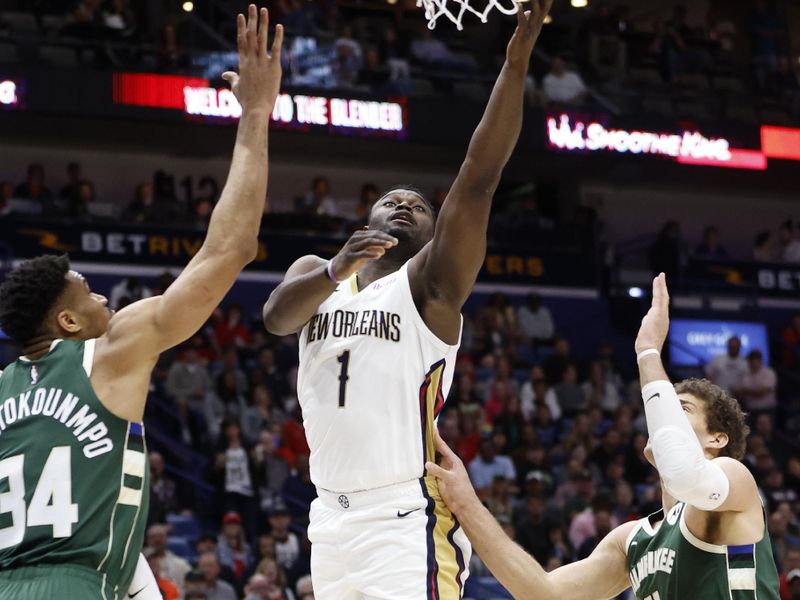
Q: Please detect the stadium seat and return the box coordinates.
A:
[166,514,202,542]
[38,45,78,67]
[166,536,194,561]
[1,11,38,33]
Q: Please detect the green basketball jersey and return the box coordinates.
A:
[626,501,780,600]
[0,339,149,600]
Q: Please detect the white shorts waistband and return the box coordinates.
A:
[316,478,424,511]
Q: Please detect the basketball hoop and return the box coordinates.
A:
[416,0,520,30]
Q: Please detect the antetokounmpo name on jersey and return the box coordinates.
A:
[0,387,113,458]
[307,309,401,343]
[629,548,676,593]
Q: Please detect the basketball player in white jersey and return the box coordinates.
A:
[262,2,552,598]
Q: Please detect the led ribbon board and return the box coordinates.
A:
[113,72,406,138]
[547,113,800,171]
[0,79,22,108]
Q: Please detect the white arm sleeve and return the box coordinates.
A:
[642,380,730,511]
[127,553,162,600]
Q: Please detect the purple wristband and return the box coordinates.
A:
[326,260,340,284]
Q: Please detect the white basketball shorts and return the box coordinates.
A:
[309,476,471,599]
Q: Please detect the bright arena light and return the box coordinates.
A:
[571,0,588,7]
[182,1,194,12]
[544,14,553,24]
[628,287,645,298]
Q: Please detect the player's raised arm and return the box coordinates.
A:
[635,274,759,514]
[262,230,399,336]
[103,6,283,356]
[410,1,552,312]
[426,429,633,600]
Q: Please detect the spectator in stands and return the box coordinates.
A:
[241,385,275,445]
[513,495,558,563]
[251,558,295,600]
[149,451,178,516]
[705,335,747,393]
[15,163,54,209]
[295,574,313,599]
[109,276,152,310]
[294,176,334,215]
[770,510,800,572]
[166,346,214,405]
[102,0,137,38]
[648,219,685,279]
[281,453,316,523]
[543,336,574,385]
[468,436,517,498]
[146,549,181,600]
[157,24,190,72]
[217,512,254,588]
[215,421,259,538]
[145,523,192,592]
[761,468,798,513]
[551,363,586,417]
[333,24,363,88]
[357,46,391,91]
[585,2,618,35]
[517,293,555,344]
[61,0,102,39]
[59,162,83,206]
[126,182,159,224]
[277,0,318,36]
[378,25,410,81]
[352,182,379,226]
[582,359,621,413]
[191,199,214,229]
[750,0,785,91]
[252,428,290,510]
[267,500,300,572]
[184,569,209,598]
[656,4,714,81]
[214,303,252,349]
[779,220,800,262]
[0,181,13,217]
[485,474,515,522]
[754,230,775,262]
[781,313,800,369]
[694,225,728,259]
[575,504,615,559]
[520,365,561,421]
[542,57,587,106]
[780,549,800,600]
[409,24,476,73]
[737,349,777,417]
[198,551,238,600]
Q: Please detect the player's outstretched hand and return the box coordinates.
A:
[329,228,399,282]
[506,0,553,68]
[634,272,670,354]
[425,428,479,518]
[222,4,284,115]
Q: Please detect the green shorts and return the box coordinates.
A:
[0,564,117,599]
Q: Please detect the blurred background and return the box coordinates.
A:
[1,0,800,598]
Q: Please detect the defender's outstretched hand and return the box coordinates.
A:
[222,5,284,114]
[425,428,479,517]
[506,0,554,66]
[634,273,670,354]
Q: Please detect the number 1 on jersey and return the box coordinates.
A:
[336,350,351,408]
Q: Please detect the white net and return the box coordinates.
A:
[416,0,520,30]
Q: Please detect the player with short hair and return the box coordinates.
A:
[426,274,780,599]
[262,2,553,597]
[0,7,282,598]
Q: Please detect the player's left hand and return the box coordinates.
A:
[425,428,480,517]
[506,0,553,67]
[634,272,670,354]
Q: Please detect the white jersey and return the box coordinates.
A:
[298,261,460,492]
